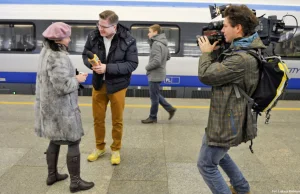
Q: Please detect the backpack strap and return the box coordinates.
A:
[233,85,241,99]
[233,85,257,154]
[239,48,263,64]
[232,47,261,107]
[233,85,256,105]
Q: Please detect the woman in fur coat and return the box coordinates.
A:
[34,22,94,193]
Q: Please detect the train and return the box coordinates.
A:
[0,0,300,99]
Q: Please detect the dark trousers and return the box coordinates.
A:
[149,81,173,119]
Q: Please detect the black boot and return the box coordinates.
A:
[67,154,94,193]
[141,117,157,124]
[168,108,177,120]
[46,149,68,185]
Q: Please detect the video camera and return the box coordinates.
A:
[199,4,286,47]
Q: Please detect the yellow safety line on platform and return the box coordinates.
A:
[0,101,300,111]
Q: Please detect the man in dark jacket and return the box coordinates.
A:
[141,24,176,124]
[82,10,138,165]
[197,5,266,194]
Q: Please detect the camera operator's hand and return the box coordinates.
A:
[198,36,219,53]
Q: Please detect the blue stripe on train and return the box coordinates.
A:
[0,72,299,89]
[1,0,300,11]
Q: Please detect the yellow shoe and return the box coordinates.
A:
[111,151,120,165]
[229,185,250,194]
[87,149,106,162]
[229,186,237,194]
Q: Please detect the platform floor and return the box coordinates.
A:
[0,95,300,194]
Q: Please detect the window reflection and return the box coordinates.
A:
[69,24,96,53]
[0,24,35,51]
[131,25,180,54]
[183,43,201,56]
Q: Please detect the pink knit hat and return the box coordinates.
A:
[42,22,71,40]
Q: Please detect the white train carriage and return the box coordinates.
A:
[0,0,300,99]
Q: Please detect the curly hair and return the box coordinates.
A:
[224,5,258,36]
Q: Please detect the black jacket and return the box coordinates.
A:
[82,24,138,94]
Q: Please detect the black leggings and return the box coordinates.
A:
[47,139,81,157]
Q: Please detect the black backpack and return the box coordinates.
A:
[234,49,289,153]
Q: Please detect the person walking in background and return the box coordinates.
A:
[141,24,176,124]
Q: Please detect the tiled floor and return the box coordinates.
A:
[0,95,299,194]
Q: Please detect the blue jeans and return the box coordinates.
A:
[149,82,173,119]
[197,134,250,194]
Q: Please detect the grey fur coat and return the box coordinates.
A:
[34,43,83,142]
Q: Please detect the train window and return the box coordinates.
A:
[0,23,35,51]
[131,25,180,54]
[68,24,96,53]
[183,42,201,57]
[274,27,300,57]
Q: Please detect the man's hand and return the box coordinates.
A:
[92,64,106,74]
[198,36,219,53]
[88,58,101,67]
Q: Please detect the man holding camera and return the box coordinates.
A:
[197,5,266,194]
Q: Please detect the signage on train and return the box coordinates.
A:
[164,77,180,84]
[287,66,300,78]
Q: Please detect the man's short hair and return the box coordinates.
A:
[149,24,161,34]
[99,10,119,25]
[224,5,258,36]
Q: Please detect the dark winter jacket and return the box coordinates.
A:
[82,24,138,94]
